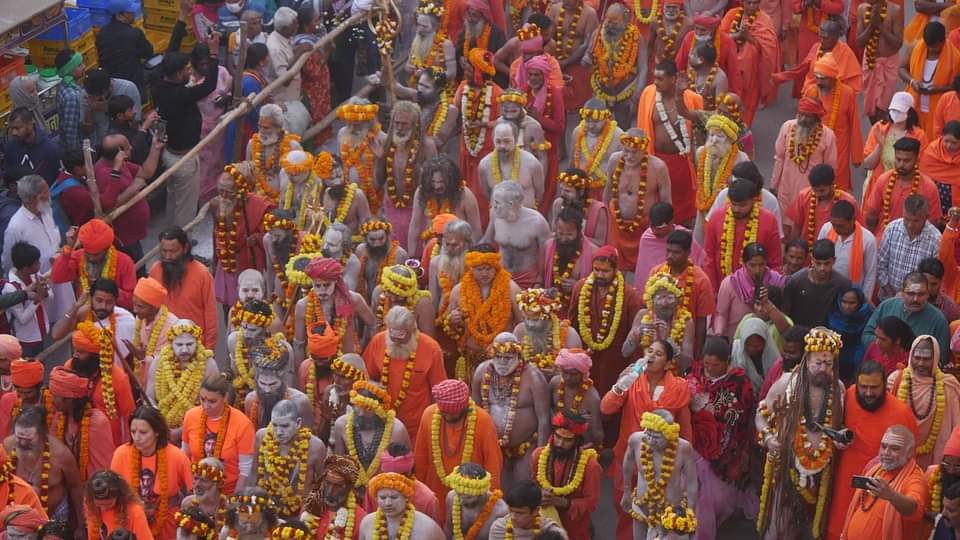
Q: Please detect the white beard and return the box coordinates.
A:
[386,333,418,359]
[412,33,436,60]
[394,131,412,145]
[436,249,465,283]
[705,138,733,158]
[796,125,811,142]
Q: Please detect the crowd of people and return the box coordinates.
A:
[2,0,960,537]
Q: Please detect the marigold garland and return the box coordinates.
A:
[427,97,451,137]
[880,165,921,231]
[155,339,211,427]
[341,128,380,213]
[637,434,677,526]
[491,147,521,185]
[78,246,117,295]
[719,200,759,277]
[197,406,230,462]
[553,3,583,61]
[504,514,540,539]
[251,133,300,201]
[655,12,684,61]
[257,426,312,515]
[640,274,692,348]
[461,84,494,157]
[536,446,597,496]
[459,264,513,348]
[930,465,943,514]
[610,154,648,233]
[556,378,592,413]
[432,402,478,485]
[551,247,580,309]
[805,186,839,246]
[232,336,256,400]
[85,319,118,419]
[660,502,697,534]
[451,489,501,540]
[696,145,737,212]
[281,172,317,231]
[577,270,626,352]
[131,445,169,537]
[317,491,358,540]
[385,138,419,209]
[572,118,614,187]
[371,502,415,540]
[728,7,758,45]
[344,408,395,485]
[788,123,823,166]
[896,366,945,455]
[8,435,51,511]
[380,344,417,409]
[480,364,523,447]
[863,2,887,69]
[133,305,169,377]
[336,103,379,123]
[175,510,217,540]
[632,0,658,24]
[590,24,641,101]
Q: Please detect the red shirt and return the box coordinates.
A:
[94,159,150,246]
[53,171,94,226]
[703,205,783,290]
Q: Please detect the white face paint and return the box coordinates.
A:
[241,322,265,343]
[238,276,265,302]
[643,429,668,452]
[172,333,198,361]
[492,352,520,376]
[377,488,408,518]
[271,412,301,444]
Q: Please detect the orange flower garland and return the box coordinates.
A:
[551,246,580,308]
[610,154,648,233]
[341,128,381,213]
[655,13,684,61]
[573,114,615,187]
[696,145,737,212]
[462,23,491,53]
[459,259,513,347]
[461,85,494,157]
[863,2,887,69]
[216,203,244,274]
[805,187,839,246]
[197,407,230,462]
[9,436,51,510]
[729,8,757,45]
[131,445,169,537]
[880,165,921,230]
[590,24,641,101]
[556,378,592,412]
[251,133,300,201]
[553,4,583,61]
[385,138,420,209]
[78,247,118,294]
[788,123,823,166]
[381,345,417,409]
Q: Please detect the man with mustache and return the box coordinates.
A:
[478,122,545,211]
[442,463,508,540]
[866,137,943,235]
[355,219,409,305]
[244,104,302,202]
[674,14,742,96]
[495,89,549,177]
[405,3,456,89]
[481,181,550,289]
[568,100,624,205]
[293,258,372,362]
[771,97,838,212]
[542,205,598,313]
[52,218,137,309]
[802,55,863,191]
[775,18,862,98]
[649,0,692,71]
[369,265,436,338]
[377,101,437,253]
[126,277,178,387]
[244,341,313,430]
[317,151,372,237]
[547,0,599,111]
[824,360,919,540]
[313,352,366,445]
[692,115,748,243]
[227,299,288,402]
[456,49,504,222]
[301,454,367,537]
[298,318,342,422]
[148,227,218,349]
[757,327,846,540]
[337,98,387,214]
[887,335,960,468]
[582,4,647,128]
[408,156,482,258]
[528,411,600,540]
[549,167,610,247]
[549,348,603,447]
[177,457,226,525]
[512,289,582,381]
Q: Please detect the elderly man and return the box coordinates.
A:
[546,0,599,111]
[359,473,445,539]
[824,361,919,540]
[320,224,360,292]
[887,335,960,468]
[443,463,509,539]
[478,123,544,210]
[408,156,482,257]
[355,219,408,304]
[544,205,598,311]
[675,14,743,95]
[803,55,863,191]
[456,49,503,221]
[840,425,928,537]
[266,6,307,105]
[244,339,311,429]
[229,300,284,389]
[363,306,447,443]
[245,104,303,200]
[179,458,227,528]
[426,218,471,315]
[777,18,861,96]
[771,98,839,211]
[51,219,137,309]
[623,274,696,368]
[301,454,368,536]
[316,152,371,235]
[250,400,326,518]
[582,5,647,129]
[604,130,672,275]
[276,150,319,231]
[413,379,503,517]
[0,446,49,519]
[147,319,218,433]
[480,181,550,289]
[368,265,435,336]
[332,381,411,488]
[756,327,845,540]
[693,115,749,242]
[718,0,779,126]
[512,289,582,380]
[313,351,366,444]
[471,333,550,488]
[866,273,951,355]
[335,99,386,214]
[406,3,456,87]
[148,227,218,348]
[876,196,942,300]
[866,138,943,235]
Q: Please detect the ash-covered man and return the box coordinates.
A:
[478,122,545,210]
[244,341,314,430]
[480,181,550,289]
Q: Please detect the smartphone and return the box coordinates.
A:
[851,475,873,490]
[154,119,167,142]
[752,273,764,305]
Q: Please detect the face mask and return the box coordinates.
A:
[889,109,907,123]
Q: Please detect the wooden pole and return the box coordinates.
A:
[231,21,249,163]
[82,139,104,219]
[106,11,367,223]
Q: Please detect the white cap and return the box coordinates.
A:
[889,91,914,113]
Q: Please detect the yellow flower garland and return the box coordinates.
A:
[345,407,396,485]
[930,465,943,514]
[451,489,501,540]
[577,271,625,352]
[155,339,211,428]
[896,366,946,455]
[535,446,597,496]
[432,402,478,485]
[78,247,117,294]
[719,200,759,277]
[381,345,417,409]
[491,147,521,185]
[133,305,168,377]
[80,319,118,418]
[251,133,300,201]
[371,503,415,540]
[572,118,614,188]
[256,426,312,515]
[504,514,540,540]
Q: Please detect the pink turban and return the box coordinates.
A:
[380,450,415,474]
[465,0,492,21]
[693,14,721,27]
[304,257,354,318]
[0,505,46,531]
[432,379,470,413]
[519,35,544,53]
[523,55,553,113]
[0,335,22,360]
[555,348,592,375]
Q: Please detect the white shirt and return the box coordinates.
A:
[3,269,54,344]
[2,206,60,274]
[266,30,301,103]
[91,307,137,359]
[818,222,879,299]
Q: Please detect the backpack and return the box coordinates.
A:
[0,279,19,337]
[50,177,85,237]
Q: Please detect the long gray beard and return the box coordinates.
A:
[436,250,465,283]
[412,33,435,59]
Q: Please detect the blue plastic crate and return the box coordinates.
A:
[88,8,111,27]
[84,0,143,26]
[36,7,92,42]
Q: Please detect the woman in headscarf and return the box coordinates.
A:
[827,285,873,383]
[730,317,781,391]
[295,4,332,148]
[8,77,47,135]
[863,316,915,376]
[713,243,786,338]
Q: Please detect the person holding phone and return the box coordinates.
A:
[713,242,785,338]
[839,425,927,539]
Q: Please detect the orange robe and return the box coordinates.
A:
[181,405,256,495]
[888,368,960,468]
[792,0,844,64]
[413,404,503,519]
[777,42,863,96]
[600,372,691,540]
[0,393,20,441]
[703,206,783,290]
[111,443,194,540]
[933,91,960,137]
[840,459,927,540]
[635,85,704,224]
[363,332,448,446]
[148,260,218,349]
[298,359,333,426]
[907,40,960,136]
[939,225,960,304]
[803,83,863,191]
[53,408,115,482]
[674,31,744,96]
[444,0,506,52]
[311,506,367,540]
[455,82,502,225]
[719,9,780,126]
[863,123,929,197]
[921,135,960,208]
[2,474,49,519]
[65,359,136,446]
[784,187,860,246]
[528,446,600,540]
[771,120,839,211]
[863,53,902,119]
[825,385,919,540]
[864,169,944,236]
[86,501,154,540]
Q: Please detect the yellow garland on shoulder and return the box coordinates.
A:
[78,246,118,295]
[719,199,759,277]
[896,366,946,455]
[577,271,625,352]
[155,340,211,428]
[257,426,313,515]
[572,119,614,188]
[610,154,647,233]
[930,465,943,514]
[131,445,169,537]
[371,503,415,540]
[175,510,217,540]
[251,133,300,201]
[452,489,501,540]
[788,123,823,165]
[433,402,479,486]
[445,462,489,495]
[133,305,169,377]
[536,447,597,496]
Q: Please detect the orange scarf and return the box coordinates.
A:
[920,137,960,186]
[908,40,960,102]
[828,224,863,284]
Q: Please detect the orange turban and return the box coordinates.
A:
[49,366,90,399]
[72,321,102,354]
[78,218,115,254]
[945,426,960,457]
[0,505,47,531]
[431,213,458,236]
[798,97,826,117]
[10,360,43,387]
[134,277,168,308]
[308,323,341,358]
[813,54,840,79]
[0,335,22,360]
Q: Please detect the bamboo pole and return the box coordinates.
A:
[82,139,104,219]
[230,21,249,163]
[106,11,367,223]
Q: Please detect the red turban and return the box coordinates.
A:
[432,213,458,236]
[693,14,721,27]
[0,505,46,531]
[0,335,22,360]
[465,0,492,21]
[555,348,592,375]
[431,379,470,413]
[133,277,167,308]
[304,257,354,318]
[798,97,826,117]
[10,360,43,388]
[72,321,102,354]
[78,218,115,254]
[308,323,341,358]
[552,411,589,436]
[49,366,90,399]
[380,450,415,474]
[945,427,960,457]
[593,245,619,265]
